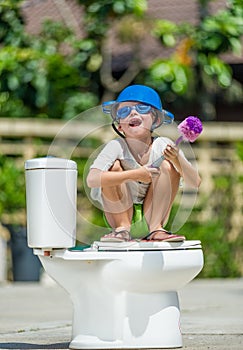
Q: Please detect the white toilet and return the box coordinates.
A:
[25,157,204,349]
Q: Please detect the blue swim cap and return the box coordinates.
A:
[102,85,174,128]
[117,85,162,110]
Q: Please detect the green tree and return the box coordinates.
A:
[0,0,147,118]
[0,0,27,46]
[144,0,243,120]
[0,155,25,224]
[0,1,99,118]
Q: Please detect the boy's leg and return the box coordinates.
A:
[102,160,133,232]
[143,160,180,237]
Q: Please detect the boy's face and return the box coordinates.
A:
[117,101,154,137]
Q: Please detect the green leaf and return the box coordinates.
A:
[7,74,19,90]
[163,34,176,47]
[229,37,242,55]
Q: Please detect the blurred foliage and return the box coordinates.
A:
[0,0,147,118]
[0,1,101,118]
[146,56,193,97]
[81,0,147,37]
[0,45,85,118]
[0,0,242,120]
[0,0,27,46]
[145,0,243,119]
[0,155,25,219]
[236,141,243,162]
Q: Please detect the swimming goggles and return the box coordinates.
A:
[102,100,174,127]
[116,104,152,119]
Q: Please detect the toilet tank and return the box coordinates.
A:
[25,157,77,249]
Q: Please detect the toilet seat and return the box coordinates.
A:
[92,239,202,251]
[34,240,202,260]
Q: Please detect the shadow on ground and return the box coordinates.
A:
[0,343,69,349]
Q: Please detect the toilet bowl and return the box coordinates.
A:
[25,157,204,349]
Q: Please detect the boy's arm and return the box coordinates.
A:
[87,166,160,188]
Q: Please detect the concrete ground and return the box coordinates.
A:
[0,276,242,350]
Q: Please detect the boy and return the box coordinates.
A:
[87,85,201,242]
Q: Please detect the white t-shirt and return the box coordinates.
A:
[89,136,185,205]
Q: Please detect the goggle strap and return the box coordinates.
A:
[112,122,125,138]
[102,101,116,115]
[163,110,174,124]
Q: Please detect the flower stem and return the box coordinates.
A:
[175,135,184,146]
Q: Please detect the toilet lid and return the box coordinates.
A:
[25,157,77,170]
[92,240,202,251]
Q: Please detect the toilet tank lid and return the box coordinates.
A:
[25,157,77,170]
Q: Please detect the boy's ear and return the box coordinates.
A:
[152,118,160,129]
[151,111,162,131]
[117,123,126,137]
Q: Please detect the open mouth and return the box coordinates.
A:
[128,117,142,127]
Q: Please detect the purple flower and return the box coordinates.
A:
[177,116,203,143]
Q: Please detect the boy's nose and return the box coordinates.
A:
[130,106,139,115]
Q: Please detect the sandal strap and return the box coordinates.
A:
[113,229,131,240]
[142,229,172,240]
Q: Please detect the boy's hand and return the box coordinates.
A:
[163,144,179,161]
[136,165,160,183]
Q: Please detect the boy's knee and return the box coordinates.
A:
[161,160,173,172]
[162,160,179,177]
[109,160,123,172]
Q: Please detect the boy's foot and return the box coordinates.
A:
[142,229,185,242]
[100,228,131,242]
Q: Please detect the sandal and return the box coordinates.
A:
[100,228,131,242]
[142,229,185,242]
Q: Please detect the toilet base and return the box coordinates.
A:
[71,333,182,349]
[70,332,182,349]
[69,291,182,349]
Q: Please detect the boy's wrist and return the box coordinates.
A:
[124,168,141,182]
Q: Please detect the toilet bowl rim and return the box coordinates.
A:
[34,240,202,260]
